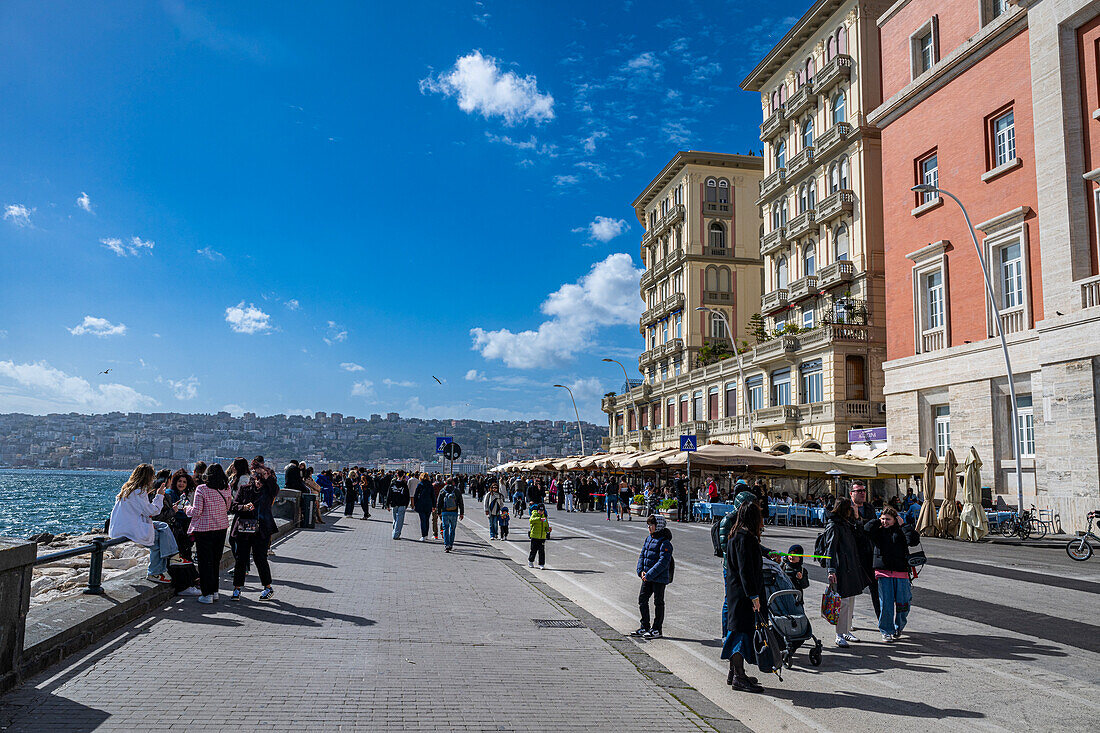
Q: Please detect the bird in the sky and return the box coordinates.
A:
[99,369,111,375]
[433,376,443,385]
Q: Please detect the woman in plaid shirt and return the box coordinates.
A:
[185,463,232,604]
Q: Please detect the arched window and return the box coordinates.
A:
[709,221,726,250]
[780,199,789,226]
[771,90,779,113]
[705,266,718,292]
[802,440,822,450]
[775,140,786,170]
[802,118,814,149]
[778,84,787,105]
[803,242,816,277]
[718,178,730,204]
[806,57,815,79]
[718,266,731,291]
[798,184,808,213]
[776,256,789,289]
[829,163,840,194]
[826,36,836,61]
[797,69,805,87]
[839,156,850,189]
[705,178,717,203]
[771,443,791,455]
[772,204,782,230]
[835,224,850,261]
[832,92,846,125]
[807,180,817,209]
[837,26,847,55]
[692,390,704,420]
[710,314,728,338]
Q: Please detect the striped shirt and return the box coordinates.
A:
[185,484,231,533]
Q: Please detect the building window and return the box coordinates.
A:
[775,140,786,170]
[709,221,727,251]
[911,18,939,80]
[992,110,1016,168]
[934,405,951,458]
[918,31,934,72]
[1000,241,1024,309]
[802,306,815,329]
[807,180,816,209]
[986,0,1010,23]
[845,355,866,400]
[674,312,682,339]
[679,394,689,423]
[747,376,764,412]
[918,153,939,204]
[836,25,847,54]
[648,327,656,349]
[724,382,737,417]
[718,267,731,291]
[692,390,704,421]
[832,93,846,126]
[1016,395,1034,457]
[800,360,823,403]
[673,358,681,376]
[776,256,788,289]
[799,185,809,213]
[705,178,717,202]
[802,118,814,149]
[839,156,849,189]
[666,397,675,426]
[718,179,730,204]
[674,184,683,205]
[708,386,720,420]
[826,36,836,61]
[661,361,668,381]
[710,313,728,338]
[834,224,849,261]
[771,203,782,230]
[674,271,683,293]
[771,368,792,406]
[661,319,669,343]
[926,270,945,329]
[803,242,816,276]
[806,57,815,80]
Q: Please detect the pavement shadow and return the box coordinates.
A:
[546,568,603,575]
[267,556,335,568]
[767,688,983,720]
[178,598,376,628]
[275,579,334,593]
[0,690,110,732]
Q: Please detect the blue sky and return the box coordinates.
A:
[0,0,804,422]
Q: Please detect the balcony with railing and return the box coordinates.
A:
[785,209,816,240]
[788,146,814,178]
[702,290,733,305]
[817,189,854,223]
[920,327,947,353]
[760,108,786,141]
[703,200,733,217]
[760,227,788,257]
[815,54,852,93]
[784,82,815,118]
[787,275,818,303]
[1081,275,1100,308]
[662,338,684,357]
[653,204,686,237]
[757,168,787,204]
[795,323,869,351]
[753,405,800,428]
[761,288,789,315]
[816,260,855,290]
[998,307,1026,336]
[753,334,798,363]
[815,122,853,160]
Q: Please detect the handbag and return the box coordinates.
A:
[821,583,841,625]
[237,518,259,534]
[752,612,783,680]
[908,540,927,567]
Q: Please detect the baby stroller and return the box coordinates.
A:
[762,558,822,668]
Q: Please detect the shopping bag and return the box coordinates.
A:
[821,584,841,625]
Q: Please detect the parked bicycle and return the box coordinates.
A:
[1066,511,1100,561]
[999,505,1046,540]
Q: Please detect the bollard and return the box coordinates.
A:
[84,537,107,595]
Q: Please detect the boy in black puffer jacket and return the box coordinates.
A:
[633,515,673,640]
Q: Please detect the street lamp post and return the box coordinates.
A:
[602,358,641,450]
[912,184,1025,513]
[696,307,755,450]
[553,384,587,456]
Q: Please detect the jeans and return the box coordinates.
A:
[488,513,500,538]
[392,506,406,538]
[192,529,226,597]
[606,496,619,519]
[417,510,431,538]
[565,494,575,512]
[529,538,546,565]
[639,580,666,632]
[721,564,729,637]
[835,595,855,637]
[441,511,458,548]
[877,576,912,636]
[233,531,272,588]
[147,521,179,575]
[432,509,439,538]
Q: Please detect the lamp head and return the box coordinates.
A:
[601,358,614,363]
[911,184,936,193]
[553,384,566,389]
[695,306,708,312]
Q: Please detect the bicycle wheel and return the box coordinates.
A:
[1066,537,1093,561]
[1000,517,1015,536]
[1016,522,1032,540]
[1031,520,1047,540]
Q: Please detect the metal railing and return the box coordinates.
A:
[34,536,130,596]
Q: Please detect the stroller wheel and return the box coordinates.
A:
[809,647,822,667]
[785,655,794,669]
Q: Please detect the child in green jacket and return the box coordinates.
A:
[528,506,550,569]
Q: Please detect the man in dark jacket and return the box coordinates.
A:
[849,483,879,615]
[412,474,435,541]
[436,478,464,552]
[632,515,673,640]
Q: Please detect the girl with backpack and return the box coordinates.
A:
[229,457,276,601]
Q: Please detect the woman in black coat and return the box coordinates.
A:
[722,501,767,694]
[229,457,278,601]
[825,499,868,647]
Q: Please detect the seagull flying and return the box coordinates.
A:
[99,369,111,375]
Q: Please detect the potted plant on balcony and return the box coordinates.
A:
[749,313,768,344]
[631,494,645,516]
[696,340,732,367]
[658,497,678,521]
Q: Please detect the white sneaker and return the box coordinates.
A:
[882,634,896,643]
[420,537,426,542]
[528,561,534,568]
[842,633,859,643]
[538,565,545,570]
[212,593,220,602]
[834,636,849,648]
[178,587,202,597]
[198,595,214,604]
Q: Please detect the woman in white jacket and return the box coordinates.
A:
[108,463,180,584]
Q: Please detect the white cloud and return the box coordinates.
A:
[285,299,300,310]
[323,320,348,345]
[473,12,490,26]
[581,130,607,154]
[101,236,155,257]
[553,174,579,187]
[419,50,554,125]
[663,121,691,146]
[3,204,33,227]
[222,403,247,416]
[68,316,127,337]
[0,360,159,414]
[351,380,375,398]
[166,376,199,400]
[403,396,539,422]
[624,52,663,78]
[484,132,557,157]
[572,216,628,245]
[340,362,364,372]
[383,378,417,388]
[465,369,487,382]
[197,246,224,261]
[225,302,272,334]
[471,252,644,368]
[76,192,93,213]
[693,61,722,81]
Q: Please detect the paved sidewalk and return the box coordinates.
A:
[0,512,714,732]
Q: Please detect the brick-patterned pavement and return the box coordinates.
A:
[0,512,713,732]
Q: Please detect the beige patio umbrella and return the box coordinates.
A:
[576,453,606,470]
[958,447,989,541]
[661,443,785,469]
[635,448,680,468]
[937,448,960,536]
[915,449,940,537]
[603,451,646,470]
[770,449,877,478]
[871,451,932,478]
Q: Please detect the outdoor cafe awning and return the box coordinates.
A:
[661,443,785,469]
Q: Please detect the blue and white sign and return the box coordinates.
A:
[847,427,887,444]
[680,434,698,452]
[436,436,453,453]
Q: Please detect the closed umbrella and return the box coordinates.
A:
[937,449,960,536]
[915,449,939,537]
[958,447,989,542]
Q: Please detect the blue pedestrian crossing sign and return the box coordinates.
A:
[436,436,453,453]
[680,435,698,452]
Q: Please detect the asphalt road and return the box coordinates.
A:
[464,506,1100,733]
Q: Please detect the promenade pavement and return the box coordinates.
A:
[0,511,721,732]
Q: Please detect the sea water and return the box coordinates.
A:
[0,469,131,538]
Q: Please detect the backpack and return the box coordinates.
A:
[711,519,723,557]
[813,531,828,568]
[667,555,676,584]
[441,488,458,512]
[388,483,407,507]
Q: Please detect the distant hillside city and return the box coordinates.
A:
[0,411,605,472]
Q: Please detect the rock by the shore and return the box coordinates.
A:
[30,529,151,607]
